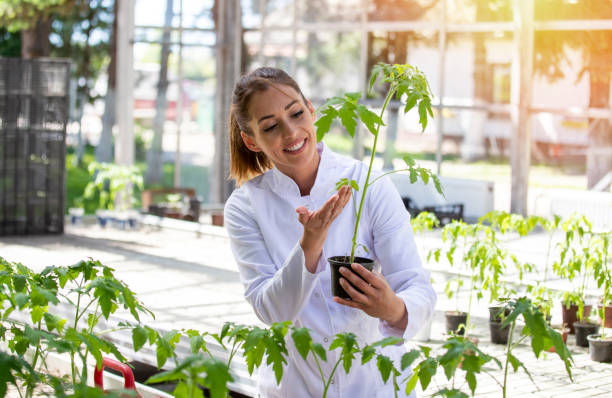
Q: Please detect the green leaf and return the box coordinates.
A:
[404,92,419,113]
[43,313,66,333]
[345,92,361,103]
[376,354,394,383]
[368,65,381,93]
[190,334,204,354]
[14,292,28,309]
[204,359,233,398]
[132,326,148,352]
[312,343,327,362]
[315,108,338,141]
[355,104,383,135]
[418,168,430,185]
[338,102,358,137]
[418,100,429,132]
[402,155,416,167]
[466,371,477,394]
[372,336,403,348]
[418,357,437,390]
[361,345,376,364]
[401,349,421,370]
[404,368,419,395]
[291,327,312,360]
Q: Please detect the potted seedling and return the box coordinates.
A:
[315,63,442,299]
[412,212,440,341]
[553,214,594,334]
[429,220,479,336]
[83,162,144,228]
[495,297,573,398]
[587,231,612,362]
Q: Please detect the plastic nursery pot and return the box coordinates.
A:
[561,303,592,334]
[587,334,612,363]
[489,321,511,345]
[444,311,468,336]
[328,256,375,300]
[96,209,110,228]
[488,306,511,322]
[574,322,600,348]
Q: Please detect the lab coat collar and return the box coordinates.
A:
[269,141,336,198]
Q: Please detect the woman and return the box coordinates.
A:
[224,67,436,397]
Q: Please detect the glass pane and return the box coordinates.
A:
[301,0,362,23]
[242,0,263,29]
[367,0,441,22]
[366,30,439,98]
[447,0,513,23]
[535,0,612,21]
[265,0,295,27]
[443,32,513,104]
[135,0,177,27]
[134,28,163,44]
[295,31,362,99]
[243,31,264,70]
[180,0,214,29]
[181,31,216,46]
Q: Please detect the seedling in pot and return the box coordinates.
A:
[588,231,612,362]
[315,63,443,298]
[497,297,573,398]
[553,214,594,332]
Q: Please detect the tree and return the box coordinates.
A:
[0,0,77,58]
[534,0,612,189]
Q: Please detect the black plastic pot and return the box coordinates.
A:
[488,306,511,322]
[328,256,375,300]
[489,321,510,345]
[445,311,468,335]
[587,334,612,363]
[574,322,600,347]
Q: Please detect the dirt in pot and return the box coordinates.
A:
[328,256,375,300]
[445,311,468,336]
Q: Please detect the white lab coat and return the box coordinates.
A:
[224,142,436,398]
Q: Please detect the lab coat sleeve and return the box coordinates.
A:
[224,189,325,325]
[367,175,437,341]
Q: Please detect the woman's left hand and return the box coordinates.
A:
[333,263,408,330]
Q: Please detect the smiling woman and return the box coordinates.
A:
[224,67,436,398]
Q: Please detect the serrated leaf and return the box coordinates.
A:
[404,92,419,113]
[402,155,416,167]
[466,371,477,395]
[418,100,429,132]
[190,334,204,354]
[312,343,327,361]
[361,345,376,364]
[315,108,338,141]
[373,336,403,348]
[291,327,312,360]
[204,359,233,398]
[418,168,430,185]
[405,369,419,395]
[355,104,383,135]
[14,292,28,309]
[418,357,437,390]
[377,354,394,383]
[132,326,148,352]
[338,102,358,137]
[401,349,421,370]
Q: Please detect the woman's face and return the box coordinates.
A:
[241,85,319,180]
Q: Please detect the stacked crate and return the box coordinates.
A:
[0,58,71,235]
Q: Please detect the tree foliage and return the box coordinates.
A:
[0,0,78,31]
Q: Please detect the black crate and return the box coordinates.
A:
[0,57,70,235]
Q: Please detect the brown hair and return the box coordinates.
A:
[229,67,308,185]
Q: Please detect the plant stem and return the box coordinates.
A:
[465,275,475,337]
[312,353,326,384]
[502,320,516,398]
[322,358,342,398]
[602,236,609,339]
[349,87,396,263]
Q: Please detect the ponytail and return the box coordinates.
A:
[229,109,272,186]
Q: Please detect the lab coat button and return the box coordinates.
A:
[324,337,329,342]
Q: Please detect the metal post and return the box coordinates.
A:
[115,0,135,168]
[436,0,447,176]
[259,0,266,66]
[174,0,184,187]
[510,0,533,215]
[212,0,240,204]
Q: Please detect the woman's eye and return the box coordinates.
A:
[292,110,304,118]
[263,124,277,132]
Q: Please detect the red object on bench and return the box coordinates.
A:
[94,357,142,397]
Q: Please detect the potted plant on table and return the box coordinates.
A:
[314,63,442,299]
[587,231,612,362]
[553,214,594,335]
[83,162,144,229]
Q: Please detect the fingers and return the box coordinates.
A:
[338,276,369,303]
[339,267,375,297]
[350,263,381,288]
[296,206,311,226]
[333,296,362,309]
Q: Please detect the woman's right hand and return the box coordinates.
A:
[296,185,352,273]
